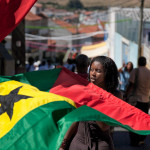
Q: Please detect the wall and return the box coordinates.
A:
[143,20,150,47]
[116,12,139,44]
[143,45,150,69]
[114,33,138,69]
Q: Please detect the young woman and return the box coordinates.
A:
[60,56,122,150]
[118,61,133,94]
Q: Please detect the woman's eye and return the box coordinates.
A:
[90,69,102,73]
[96,69,101,73]
[90,68,94,72]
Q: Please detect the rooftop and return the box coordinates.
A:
[25,12,42,21]
[53,19,104,38]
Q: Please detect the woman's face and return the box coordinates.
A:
[126,62,132,71]
[90,61,105,88]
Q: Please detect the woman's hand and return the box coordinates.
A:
[96,121,110,131]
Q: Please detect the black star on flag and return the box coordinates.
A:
[0,86,32,120]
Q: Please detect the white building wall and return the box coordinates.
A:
[107,7,120,60]
[143,45,150,69]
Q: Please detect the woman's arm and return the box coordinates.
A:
[59,122,78,150]
[118,67,123,73]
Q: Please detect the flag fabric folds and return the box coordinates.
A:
[0,0,37,42]
[0,80,76,150]
[50,68,150,134]
[0,68,150,150]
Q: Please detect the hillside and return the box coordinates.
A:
[37,0,150,8]
[38,0,69,6]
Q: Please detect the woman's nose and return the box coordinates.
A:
[91,70,96,76]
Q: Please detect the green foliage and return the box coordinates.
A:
[67,0,84,10]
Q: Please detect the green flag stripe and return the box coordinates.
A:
[0,101,75,150]
[60,105,150,136]
[1,101,150,150]
[0,68,61,92]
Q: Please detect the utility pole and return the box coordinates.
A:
[12,19,25,74]
[138,0,145,58]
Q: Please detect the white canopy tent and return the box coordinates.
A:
[81,42,108,58]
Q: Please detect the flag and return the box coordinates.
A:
[0,80,76,150]
[0,0,37,42]
[50,68,150,134]
[1,68,150,149]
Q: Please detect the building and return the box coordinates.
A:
[108,7,150,69]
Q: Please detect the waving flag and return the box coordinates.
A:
[1,68,150,149]
[0,0,37,42]
[0,80,76,150]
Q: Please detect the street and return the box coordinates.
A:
[113,127,150,150]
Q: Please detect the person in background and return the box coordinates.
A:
[118,61,133,99]
[59,56,122,150]
[47,59,55,70]
[38,60,47,71]
[34,56,41,71]
[26,57,35,72]
[75,54,89,79]
[64,58,75,72]
[125,56,150,146]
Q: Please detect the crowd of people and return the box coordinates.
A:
[26,54,150,149]
[25,57,55,72]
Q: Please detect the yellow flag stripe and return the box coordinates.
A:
[0,81,76,138]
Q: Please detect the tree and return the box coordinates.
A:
[67,0,83,9]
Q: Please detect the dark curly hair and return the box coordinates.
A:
[89,56,119,94]
[138,56,146,66]
[124,61,133,72]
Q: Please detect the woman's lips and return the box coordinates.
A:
[90,78,96,82]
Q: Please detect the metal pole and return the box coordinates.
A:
[138,0,144,58]
[12,19,25,74]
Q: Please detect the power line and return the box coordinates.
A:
[6,31,107,41]
[25,17,132,30]
[26,40,104,48]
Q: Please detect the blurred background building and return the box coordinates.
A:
[1,0,150,75]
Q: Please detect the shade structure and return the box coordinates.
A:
[81,42,108,58]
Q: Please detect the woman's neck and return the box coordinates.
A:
[98,83,106,90]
